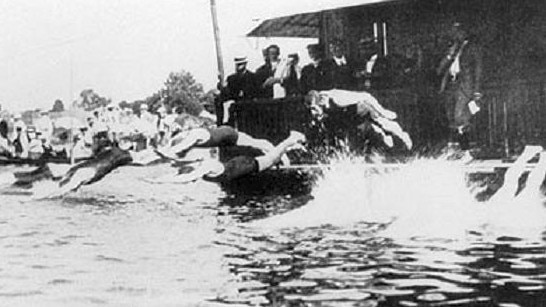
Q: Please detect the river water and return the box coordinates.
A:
[0,157,544,306]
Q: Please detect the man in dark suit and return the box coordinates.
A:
[300,44,331,94]
[222,56,258,101]
[324,39,356,90]
[436,22,483,149]
[254,45,281,98]
[354,37,393,90]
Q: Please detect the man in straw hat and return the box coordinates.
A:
[222,56,257,102]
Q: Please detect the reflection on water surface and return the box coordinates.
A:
[0,159,544,306]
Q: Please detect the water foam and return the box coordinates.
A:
[255,154,546,241]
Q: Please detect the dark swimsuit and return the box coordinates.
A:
[195,126,239,148]
[202,155,259,183]
[13,147,133,189]
[59,146,133,187]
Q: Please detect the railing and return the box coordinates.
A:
[475,78,546,157]
[224,77,546,159]
[230,97,311,145]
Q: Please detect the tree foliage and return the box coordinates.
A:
[51,99,65,112]
[158,70,204,116]
[76,89,111,111]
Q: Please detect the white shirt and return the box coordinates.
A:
[366,54,378,74]
[333,56,347,66]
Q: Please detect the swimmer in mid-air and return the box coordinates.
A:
[155,125,277,161]
[4,143,160,199]
[308,89,412,150]
[147,131,306,184]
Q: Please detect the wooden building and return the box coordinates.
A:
[237,0,546,158]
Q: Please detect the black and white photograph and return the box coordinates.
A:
[0,0,545,306]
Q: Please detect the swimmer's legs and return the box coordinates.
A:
[373,117,413,150]
[355,94,397,120]
[255,131,305,172]
[490,145,542,202]
[516,151,546,199]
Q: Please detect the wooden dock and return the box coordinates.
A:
[279,160,539,173]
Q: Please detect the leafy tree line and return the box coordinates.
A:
[54,69,215,117]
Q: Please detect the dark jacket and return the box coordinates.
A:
[437,41,483,97]
[223,70,258,101]
[300,61,332,94]
[254,62,275,98]
[323,57,357,90]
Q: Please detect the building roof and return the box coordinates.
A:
[247,12,320,38]
[247,0,402,38]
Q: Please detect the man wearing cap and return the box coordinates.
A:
[222,56,258,102]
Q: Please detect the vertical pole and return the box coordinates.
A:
[210,0,226,160]
[210,0,225,85]
[69,53,75,164]
[382,21,388,56]
[503,99,509,157]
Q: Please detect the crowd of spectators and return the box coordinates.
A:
[219,37,426,103]
[219,21,482,149]
[0,102,216,161]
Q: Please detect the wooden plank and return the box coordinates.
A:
[278,161,540,173]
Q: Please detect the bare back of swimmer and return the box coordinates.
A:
[147,131,306,184]
[307,90,412,150]
[157,125,275,160]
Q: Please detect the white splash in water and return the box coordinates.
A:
[255,154,546,241]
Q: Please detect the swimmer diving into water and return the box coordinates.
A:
[147,131,306,184]
[156,125,276,161]
[5,144,160,199]
[4,127,299,198]
[308,89,413,150]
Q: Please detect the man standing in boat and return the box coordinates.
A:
[436,21,483,150]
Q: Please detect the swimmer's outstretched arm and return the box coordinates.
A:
[235,132,275,153]
[255,131,306,172]
[158,128,210,159]
[32,166,95,199]
[129,149,162,166]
